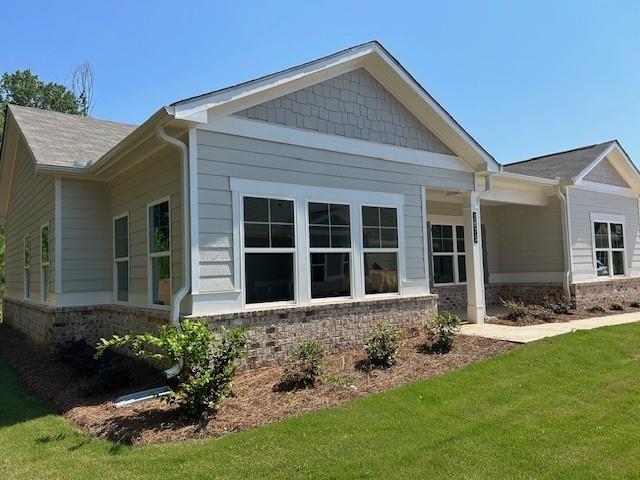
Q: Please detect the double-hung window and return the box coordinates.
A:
[41,224,51,302]
[362,206,399,295]
[114,214,129,303]
[593,219,625,277]
[243,196,296,305]
[149,199,171,306]
[24,235,31,299]
[431,224,466,284]
[308,202,352,299]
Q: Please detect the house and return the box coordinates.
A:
[2,41,640,366]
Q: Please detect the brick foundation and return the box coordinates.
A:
[433,283,566,311]
[571,277,640,310]
[3,295,437,369]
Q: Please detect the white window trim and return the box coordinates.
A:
[23,234,31,300]
[430,222,467,286]
[231,178,405,310]
[113,213,130,305]
[147,197,172,309]
[40,223,51,304]
[590,212,627,279]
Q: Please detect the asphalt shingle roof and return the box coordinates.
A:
[503,141,616,180]
[8,104,137,168]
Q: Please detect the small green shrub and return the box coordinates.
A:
[630,300,640,308]
[589,305,605,313]
[96,320,247,417]
[610,302,624,311]
[321,372,349,389]
[279,340,326,390]
[501,298,529,320]
[364,323,401,368]
[545,297,573,315]
[424,311,461,354]
[528,305,555,322]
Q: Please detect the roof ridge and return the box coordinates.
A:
[8,103,137,128]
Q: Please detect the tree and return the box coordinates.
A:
[70,62,95,116]
[0,69,86,297]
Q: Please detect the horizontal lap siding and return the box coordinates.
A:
[5,139,55,300]
[196,130,474,293]
[568,188,640,281]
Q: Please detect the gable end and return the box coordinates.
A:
[584,157,629,187]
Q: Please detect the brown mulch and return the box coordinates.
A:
[0,325,515,446]
[490,306,635,326]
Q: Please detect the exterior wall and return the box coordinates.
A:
[4,138,55,302]
[571,277,640,309]
[235,68,453,155]
[568,187,640,281]
[433,284,565,311]
[584,158,628,187]
[195,129,474,312]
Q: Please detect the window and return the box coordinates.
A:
[431,224,466,284]
[593,220,625,277]
[148,200,171,306]
[24,235,31,299]
[41,224,51,302]
[362,206,399,295]
[114,214,129,303]
[308,202,351,299]
[243,196,295,304]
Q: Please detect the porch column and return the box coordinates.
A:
[462,192,486,323]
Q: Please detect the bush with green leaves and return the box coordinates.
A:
[631,300,640,308]
[501,298,529,320]
[278,340,326,390]
[424,311,461,354]
[610,302,624,311]
[545,297,573,315]
[589,305,605,313]
[364,323,401,368]
[96,320,247,417]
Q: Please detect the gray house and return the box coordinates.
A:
[2,42,640,366]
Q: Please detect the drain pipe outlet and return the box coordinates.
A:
[155,122,191,378]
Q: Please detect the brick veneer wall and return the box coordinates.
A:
[571,277,640,309]
[433,283,566,311]
[3,295,437,369]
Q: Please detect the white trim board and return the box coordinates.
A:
[572,181,637,198]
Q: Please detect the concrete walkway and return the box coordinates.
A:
[461,312,640,343]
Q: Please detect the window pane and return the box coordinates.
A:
[41,226,49,264]
[431,225,454,253]
[362,206,379,227]
[364,252,398,294]
[363,227,380,248]
[42,265,50,302]
[24,236,30,267]
[245,253,294,304]
[25,269,30,298]
[114,216,128,258]
[330,204,350,225]
[244,197,269,222]
[152,256,171,305]
[269,199,294,223]
[611,223,624,248]
[594,222,609,249]
[310,253,351,298]
[458,255,467,283]
[331,226,351,248]
[612,251,625,276]
[310,226,330,248]
[270,224,295,247]
[456,226,465,252]
[244,223,269,248]
[596,251,609,277]
[380,228,398,248]
[308,202,329,225]
[116,261,129,302]
[433,255,455,284]
[380,208,397,228]
[149,201,170,253]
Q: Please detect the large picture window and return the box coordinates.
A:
[41,224,51,302]
[431,224,466,284]
[308,202,351,299]
[362,206,399,295]
[148,199,171,306]
[593,220,625,277]
[24,235,31,299]
[243,196,295,305]
[114,214,129,303]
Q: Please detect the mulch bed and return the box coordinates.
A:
[0,325,515,445]
[490,306,634,326]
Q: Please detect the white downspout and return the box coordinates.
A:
[556,186,572,299]
[155,122,191,378]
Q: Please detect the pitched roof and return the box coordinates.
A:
[8,104,137,168]
[503,141,616,180]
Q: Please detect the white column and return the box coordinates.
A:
[462,192,486,323]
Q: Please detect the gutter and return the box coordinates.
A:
[154,121,191,378]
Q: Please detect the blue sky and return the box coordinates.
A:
[4,0,640,165]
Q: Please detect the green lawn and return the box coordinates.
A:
[2,324,640,479]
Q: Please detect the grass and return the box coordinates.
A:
[2,324,640,479]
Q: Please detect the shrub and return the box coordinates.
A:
[630,300,640,308]
[96,320,247,417]
[589,305,605,313]
[545,297,573,315]
[279,340,326,390]
[610,302,624,311]
[364,323,401,368]
[528,305,555,322]
[424,311,461,354]
[501,298,529,320]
